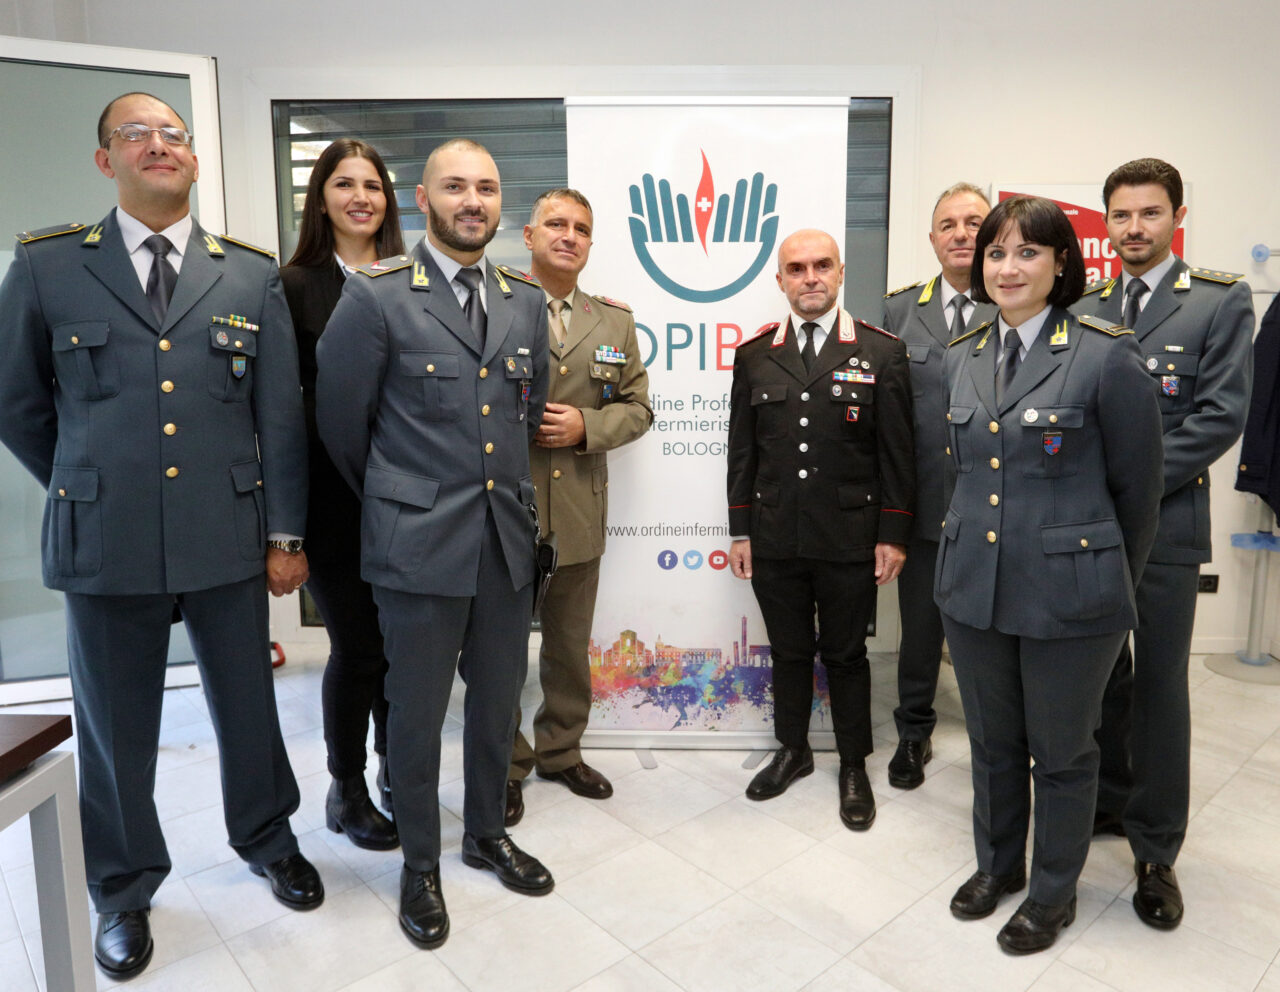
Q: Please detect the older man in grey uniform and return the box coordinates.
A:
[318,138,553,951]
[0,92,319,980]
[1072,158,1253,929]
[881,183,995,789]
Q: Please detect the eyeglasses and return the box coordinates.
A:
[103,124,194,147]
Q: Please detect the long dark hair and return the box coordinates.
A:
[286,138,403,268]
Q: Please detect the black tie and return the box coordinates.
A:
[950,293,969,339]
[455,266,487,347]
[800,321,819,372]
[144,234,177,325]
[1122,277,1147,330]
[996,327,1020,405]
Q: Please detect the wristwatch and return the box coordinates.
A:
[267,539,305,554]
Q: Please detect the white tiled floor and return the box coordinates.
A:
[5,646,1280,991]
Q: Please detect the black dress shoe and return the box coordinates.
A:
[399,865,449,949]
[1133,860,1183,929]
[745,745,814,800]
[94,909,153,979]
[838,764,876,830]
[950,868,1027,919]
[326,775,400,851]
[376,753,393,815]
[461,833,554,894]
[538,761,614,799]
[996,896,1076,955]
[249,852,325,909]
[887,738,932,790]
[505,779,525,827]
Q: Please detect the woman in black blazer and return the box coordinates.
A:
[282,139,404,850]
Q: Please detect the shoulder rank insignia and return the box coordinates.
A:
[1080,277,1113,297]
[219,234,276,258]
[883,279,922,299]
[859,319,898,340]
[17,222,85,244]
[1190,267,1243,285]
[1173,269,1191,290]
[593,294,633,312]
[203,233,225,256]
[1077,314,1131,336]
[1049,319,1069,347]
[951,319,991,349]
[411,260,430,288]
[916,276,936,305]
[497,264,540,288]
[354,255,412,278]
[493,267,511,295]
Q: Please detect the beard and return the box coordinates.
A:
[428,201,498,253]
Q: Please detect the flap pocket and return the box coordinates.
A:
[906,347,930,364]
[837,481,881,509]
[752,479,780,506]
[751,385,787,405]
[592,465,607,494]
[941,507,961,541]
[519,477,536,504]
[948,405,975,425]
[1020,406,1083,429]
[364,465,440,509]
[505,356,533,379]
[1146,352,1199,376]
[400,352,459,378]
[589,364,619,382]
[49,465,99,501]
[230,459,263,493]
[209,327,259,356]
[1041,518,1122,554]
[52,321,109,352]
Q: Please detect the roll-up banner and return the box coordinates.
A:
[566,97,848,746]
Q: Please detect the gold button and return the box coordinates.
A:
[163,423,176,436]
[479,368,488,379]
[989,421,999,434]
[552,469,562,479]
[986,531,997,543]
[945,446,951,455]
[165,466,179,478]
[940,520,946,528]
[1049,414,1058,424]
[234,340,243,349]
[485,442,494,454]
[257,480,263,487]
[1197,476,1203,485]
[1167,363,1176,371]
[161,380,174,393]
[159,339,171,351]
[1241,463,1247,471]
[70,335,79,344]
[427,364,435,372]
[560,365,569,375]
[946,412,952,421]
[481,404,491,416]
[990,457,1000,469]
[58,488,66,496]
[1080,538,1089,548]
[486,479,494,490]
[989,494,999,506]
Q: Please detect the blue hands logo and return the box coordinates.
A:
[683,550,704,570]
[629,151,779,304]
[657,550,678,570]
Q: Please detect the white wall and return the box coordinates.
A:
[5,0,1278,657]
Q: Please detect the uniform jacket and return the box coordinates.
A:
[1237,291,1280,518]
[935,309,1163,639]
[0,210,307,595]
[315,243,549,596]
[533,288,652,566]
[727,309,915,561]
[883,275,996,541]
[281,260,360,567]
[1071,259,1253,564]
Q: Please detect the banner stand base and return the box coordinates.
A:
[580,730,839,752]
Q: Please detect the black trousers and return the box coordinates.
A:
[373,514,533,870]
[893,537,945,741]
[751,556,876,763]
[304,558,389,779]
[65,575,300,912]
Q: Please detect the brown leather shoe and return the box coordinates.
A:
[537,761,613,799]
[1133,861,1183,929]
[504,779,524,827]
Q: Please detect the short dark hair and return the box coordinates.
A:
[98,92,187,147]
[285,138,404,269]
[969,195,1086,308]
[529,188,593,226]
[1102,158,1183,213]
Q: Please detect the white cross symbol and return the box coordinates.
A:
[697,197,713,213]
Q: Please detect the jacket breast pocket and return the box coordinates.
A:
[906,346,931,397]
[1041,518,1125,621]
[750,385,788,438]
[52,321,118,401]
[1022,406,1082,478]
[505,355,533,423]
[230,459,265,561]
[947,405,976,472]
[207,326,258,402]
[44,466,102,577]
[400,352,460,422]
[362,465,441,575]
[1148,351,1198,417]
[589,363,619,408]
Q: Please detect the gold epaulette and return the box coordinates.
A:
[353,255,413,277]
[883,279,922,299]
[1190,268,1243,285]
[497,265,540,288]
[949,320,990,347]
[17,223,84,244]
[1077,314,1131,336]
[593,294,632,312]
[1080,278,1113,296]
[218,234,276,258]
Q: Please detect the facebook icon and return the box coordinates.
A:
[657,550,678,570]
